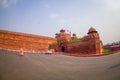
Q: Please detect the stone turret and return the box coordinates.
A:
[88,27,97,34]
[87,27,103,54]
[71,33,78,40]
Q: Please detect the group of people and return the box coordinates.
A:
[19,48,55,56]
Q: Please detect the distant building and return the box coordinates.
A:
[50,27,103,54]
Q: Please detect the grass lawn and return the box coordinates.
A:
[102,49,112,54]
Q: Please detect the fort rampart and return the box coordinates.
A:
[0,30,56,52]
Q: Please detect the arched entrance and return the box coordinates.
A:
[61,46,65,52]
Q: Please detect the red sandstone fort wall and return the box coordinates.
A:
[67,41,88,53]
[0,30,56,52]
[50,27,103,54]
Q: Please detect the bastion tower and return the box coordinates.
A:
[87,27,103,54]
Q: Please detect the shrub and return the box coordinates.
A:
[51,42,58,46]
[69,38,83,43]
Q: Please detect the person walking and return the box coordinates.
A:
[20,48,24,56]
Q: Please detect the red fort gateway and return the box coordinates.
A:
[50,27,103,54]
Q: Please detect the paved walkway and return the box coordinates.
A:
[0,50,120,80]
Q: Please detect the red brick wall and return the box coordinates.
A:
[0,30,56,52]
[67,41,88,53]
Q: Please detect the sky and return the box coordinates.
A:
[0,0,120,44]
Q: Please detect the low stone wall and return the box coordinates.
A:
[104,46,120,51]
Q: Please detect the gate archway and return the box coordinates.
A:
[61,46,65,52]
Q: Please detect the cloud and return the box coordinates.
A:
[0,0,17,8]
[103,0,120,11]
[0,0,9,8]
[49,13,59,19]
